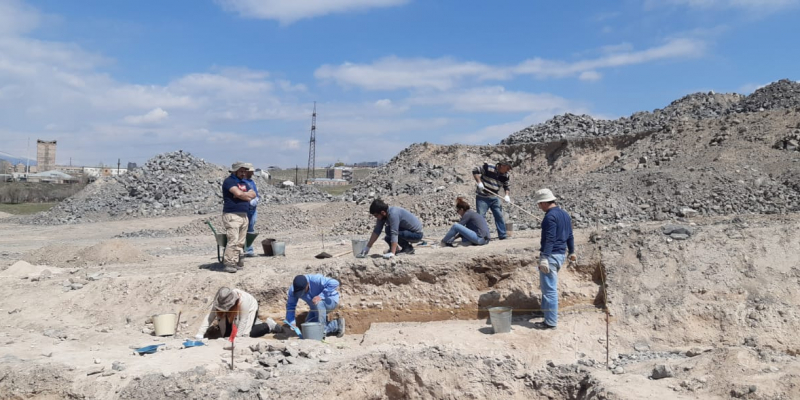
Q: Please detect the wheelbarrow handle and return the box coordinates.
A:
[206,221,218,235]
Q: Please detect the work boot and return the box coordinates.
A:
[336,316,346,337]
[236,255,244,270]
[222,264,238,273]
[266,317,281,334]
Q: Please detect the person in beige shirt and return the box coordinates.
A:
[195,287,277,339]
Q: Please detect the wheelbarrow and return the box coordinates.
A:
[207,221,259,262]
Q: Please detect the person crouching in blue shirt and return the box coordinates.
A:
[285,274,345,337]
[533,188,577,329]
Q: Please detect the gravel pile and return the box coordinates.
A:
[731,79,800,113]
[501,91,742,145]
[15,151,334,225]
[502,79,800,145]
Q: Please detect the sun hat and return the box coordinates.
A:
[534,188,557,204]
[497,160,513,170]
[292,275,308,297]
[229,162,247,172]
[243,163,255,172]
[213,287,237,311]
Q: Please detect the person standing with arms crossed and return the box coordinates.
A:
[473,161,512,240]
[221,162,256,273]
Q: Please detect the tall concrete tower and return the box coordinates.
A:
[37,140,57,172]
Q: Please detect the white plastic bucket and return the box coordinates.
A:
[488,307,512,334]
[271,241,286,256]
[351,239,368,258]
[301,322,324,341]
[152,313,177,336]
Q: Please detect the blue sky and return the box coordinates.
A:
[0,0,798,168]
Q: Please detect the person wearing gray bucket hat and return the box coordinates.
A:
[532,188,576,330]
[195,287,279,339]
[221,162,257,273]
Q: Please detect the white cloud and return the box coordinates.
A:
[514,38,705,78]
[410,86,576,114]
[215,0,410,24]
[737,82,768,94]
[579,71,602,81]
[316,56,511,91]
[281,139,301,150]
[0,0,40,35]
[123,108,169,125]
[658,0,799,9]
[316,39,705,90]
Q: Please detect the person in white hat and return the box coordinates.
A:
[533,188,576,329]
[221,162,257,273]
[195,287,278,339]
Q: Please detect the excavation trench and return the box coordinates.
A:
[261,255,608,335]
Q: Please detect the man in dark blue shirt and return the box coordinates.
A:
[534,188,576,329]
[221,162,256,273]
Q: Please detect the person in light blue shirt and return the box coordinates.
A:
[241,164,259,256]
[285,274,345,337]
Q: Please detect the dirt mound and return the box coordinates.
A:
[24,240,150,267]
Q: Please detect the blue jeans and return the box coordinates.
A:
[244,208,257,254]
[476,195,506,239]
[540,253,565,326]
[305,297,340,335]
[383,229,424,250]
[442,223,487,246]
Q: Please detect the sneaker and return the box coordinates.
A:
[243,251,256,258]
[266,317,279,333]
[223,265,238,273]
[533,321,556,330]
[336,316,346,337]
[398,245,415,255]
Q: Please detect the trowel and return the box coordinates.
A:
[282,319,303,339]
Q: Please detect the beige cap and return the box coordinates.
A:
[230,162,247,173]
[242,163,255,172]
[213,287,237,311]
[534,188,557,203]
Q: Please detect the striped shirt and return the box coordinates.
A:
[473,163,510,197]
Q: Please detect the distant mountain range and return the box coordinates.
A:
[0,150,36,166]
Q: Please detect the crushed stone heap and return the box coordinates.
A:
[501,79,800,145]
[18,151,334,225]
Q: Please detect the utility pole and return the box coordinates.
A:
[295,165,298,184]
[26,137,30,174]
[306,102,317,183]
[117,158,121,176]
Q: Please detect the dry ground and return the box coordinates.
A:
[0,204,798,399]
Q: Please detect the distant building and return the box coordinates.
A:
[0,160,12,174]
[14,162,26,173]
[353,161,380,168]
[307,178,348,186]
[26,170,78,184]
[37,140,57,172]
[127,162,137,170]
[326,167,352,182]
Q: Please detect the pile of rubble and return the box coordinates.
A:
[15,151,334,225]
[501,91,742,145]
[731,79,800,113]
[502,80,800,145]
